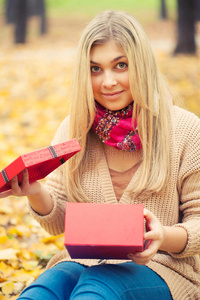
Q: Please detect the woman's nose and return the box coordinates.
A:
[102,72,117,88]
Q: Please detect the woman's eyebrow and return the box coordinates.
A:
[112,55,127,62]
[90,60,100,65]
[90,56,127,65]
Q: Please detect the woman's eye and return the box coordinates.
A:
[91,66,101,73]
[116,62,127,69]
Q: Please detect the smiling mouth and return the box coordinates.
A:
[102,91,123,97]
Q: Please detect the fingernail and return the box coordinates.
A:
[135,253,141,257]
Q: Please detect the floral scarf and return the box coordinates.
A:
[92,102,142,152]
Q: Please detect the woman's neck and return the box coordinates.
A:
[103,143,143,172]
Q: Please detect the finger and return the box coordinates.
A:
[10,176,21,194]
[11,176,19,187]
[21,169,29,186]
[144,230,157,240]
[128,247,152,259]
[134,238,159,258]
[143,208,152,220]
[144,239,152,250]
[140,243,159,261]
[145,226,164,243]
[144,209,153,231]
[135,248,153,258]
[127,252,153,265]
[143,208,150,216]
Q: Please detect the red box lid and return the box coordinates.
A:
[65,203,144,259]
[0,139,81,192]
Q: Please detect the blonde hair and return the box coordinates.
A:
[66,10,173,202]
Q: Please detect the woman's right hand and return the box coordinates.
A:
[0,169,54,216]
[0,169,42,198]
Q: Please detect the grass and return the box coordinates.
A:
[46,0,176,11]
[46,0,176,21]
[0,0,176,22]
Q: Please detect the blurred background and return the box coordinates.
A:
[0,1,199,298]
[0,0,200,164]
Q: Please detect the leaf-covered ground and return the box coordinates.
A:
[0,16,199,299]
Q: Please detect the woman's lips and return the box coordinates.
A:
[102,91,124,99]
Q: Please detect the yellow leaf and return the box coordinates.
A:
[0,248,19,260]
[28,268,43,279]
[9,269,33,283]
[0,271,6,282]
[0,262,14,281]
[8,225,30,237]
[0,227,7,236]
[9,269,38,286]
[0,90,10,97]
[0,236,8,244]
[0,295,15,300]
[0,239,19,251]
[22,261,39,271]
[13,282,25,295]
[9,260,20,269]
[0,226,9,244]
[0,215,10,227]
[25,276,35,287]
[20,249,32,260]
[1,282,15,295]
[41,233,64,244]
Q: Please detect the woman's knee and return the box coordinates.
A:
[18,262,85,300]
[70,265,121,299]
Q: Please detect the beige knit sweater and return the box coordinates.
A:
[29,106,200,300]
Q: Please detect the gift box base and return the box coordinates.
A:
[67,245,143,260]
[65,203,144,260]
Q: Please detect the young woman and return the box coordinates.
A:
[1,10,200,300]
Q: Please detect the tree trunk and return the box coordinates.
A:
[160,0,167,19]
[38,0,47,35]
[174,0,196,54]
[5,0,14,23]
[194,0,200,21]
[15,0,28,43]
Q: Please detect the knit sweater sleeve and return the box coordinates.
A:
[170,108,200,258]
[28,116,70,235]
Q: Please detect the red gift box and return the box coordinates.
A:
[65,203,144,260]
[0,139,81,193]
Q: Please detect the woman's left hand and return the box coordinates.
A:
[127,208,165,265]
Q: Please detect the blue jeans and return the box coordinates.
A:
[17,262,172,300]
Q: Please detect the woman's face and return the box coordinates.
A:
[90,40,133,111]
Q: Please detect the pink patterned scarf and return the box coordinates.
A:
[92,102,142,152]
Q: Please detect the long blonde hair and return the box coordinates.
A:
[66,10,172,202]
